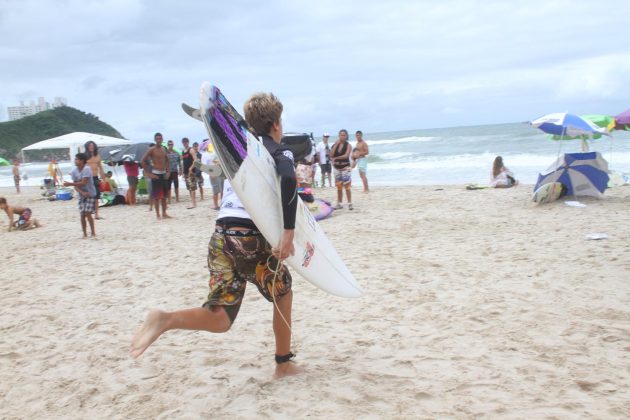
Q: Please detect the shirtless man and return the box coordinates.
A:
[84,141,106,219]
[141,133,171,220]
[0,197,42,231]
[353,130,369,193]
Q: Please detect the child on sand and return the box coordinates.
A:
[130,92,302,379]
[0,197,42,231]
[64,153,97,238]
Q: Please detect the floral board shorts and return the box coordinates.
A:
[202,228,292,322]
[78,196,96,214]
[335,168,352,188]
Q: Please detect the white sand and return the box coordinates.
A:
[1,184,629,418]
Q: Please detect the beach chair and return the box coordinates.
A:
[42,178,56,197]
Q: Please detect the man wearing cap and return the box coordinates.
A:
[315,133,332,188]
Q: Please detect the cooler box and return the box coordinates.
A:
[56,191,73,200]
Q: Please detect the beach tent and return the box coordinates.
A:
[535,152,609,198]
[0,157,10,166]
[21,132,131,160]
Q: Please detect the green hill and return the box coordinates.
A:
[0,106,125,159]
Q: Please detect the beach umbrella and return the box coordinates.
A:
[107,143,154,163]
[532,112,610,138]
[613,109,630,131]
[535,152,609,198]
[199,138,214,152]
[532,112,610,151]
[548,114,614,140]
[0,157,10,166]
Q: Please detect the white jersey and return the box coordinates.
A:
[217,179,251,220]
[201,151,217,165]
[316,141,330,164]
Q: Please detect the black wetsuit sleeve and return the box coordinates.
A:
[275,153,297,230]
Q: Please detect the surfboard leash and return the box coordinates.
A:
[267,251,293,335]
[268,233,304,356]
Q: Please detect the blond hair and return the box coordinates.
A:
[243,92,283,136]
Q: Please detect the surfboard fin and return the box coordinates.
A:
[181,103,202,121]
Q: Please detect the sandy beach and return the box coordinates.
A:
[1,184,629,419]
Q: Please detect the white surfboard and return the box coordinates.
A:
[194,161,223,176]
[198,83,362,298]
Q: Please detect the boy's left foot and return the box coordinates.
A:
[273,362,304,379]
[130,310,168,359]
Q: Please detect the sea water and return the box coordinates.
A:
[2,122,630,188]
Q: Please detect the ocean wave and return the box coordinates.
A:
[367,151,630,171]
[366,136,435,146]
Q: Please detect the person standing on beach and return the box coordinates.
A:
[181,138,198,209]
[353,130,369,193]
[12,160,20,194]
[202,145,224,210]
[141,133,171,220]
[123,161,139,205]
[64,153,97,238]
[193,142,205,201]
[330,129,353,210]
[315,134,332,188]
[166,140,182,203]
[84,141,106,220]
[130,92,301,379]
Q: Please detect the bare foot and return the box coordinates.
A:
[130,310,168,359]
[163,214,173,219]
[273,362,304,380]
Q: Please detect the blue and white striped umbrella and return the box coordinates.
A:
[531,112,609,138]
[535,152,609,198]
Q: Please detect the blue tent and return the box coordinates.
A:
[535,152,609,198]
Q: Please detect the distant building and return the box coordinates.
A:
[7,97,67,121]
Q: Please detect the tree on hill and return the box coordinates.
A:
[0,106,125,159]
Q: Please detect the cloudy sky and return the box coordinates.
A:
[1,0,629,143]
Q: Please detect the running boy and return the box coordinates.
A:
[130,92,301,379]
[64,153,97,238]
[0,197,42,231]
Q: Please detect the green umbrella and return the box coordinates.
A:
[0,157,10,166]
[549,114,614,140]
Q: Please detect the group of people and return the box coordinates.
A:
[298,129,370,211]
[122,135,225,219]
[3,94,382,380]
